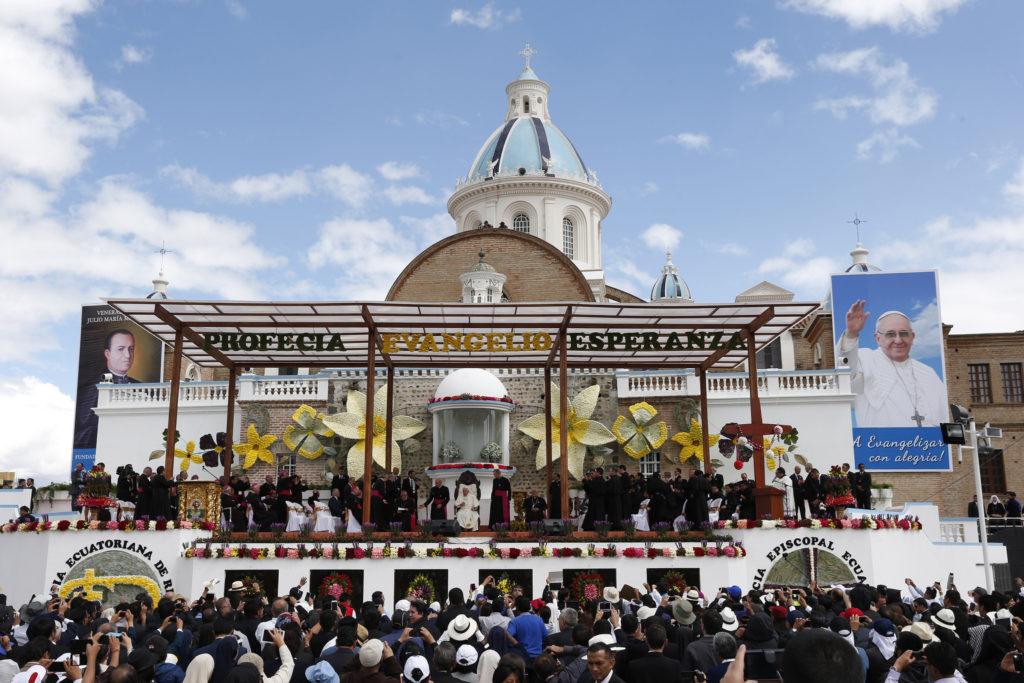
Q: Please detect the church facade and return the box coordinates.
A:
[83,58,1024,520]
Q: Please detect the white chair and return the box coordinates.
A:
[631,499,650,532]
[285,502,306,532]
[313,502,335,533]
[117,502,136,522]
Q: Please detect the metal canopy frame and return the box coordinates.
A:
[105,298,818,525]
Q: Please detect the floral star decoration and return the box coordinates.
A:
[233,424,278,470]
[174,441,203,472]
[612,402,668,459]
[671,419,720,466]
[321,385,425,478]
[283,405,336,459]
[517,383,616,481]
[199,432,229,468]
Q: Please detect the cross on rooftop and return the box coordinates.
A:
[520,43,537,69]
[155,240,173,274]
[847,213,868,243]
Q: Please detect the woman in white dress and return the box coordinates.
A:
[455,483,480,531]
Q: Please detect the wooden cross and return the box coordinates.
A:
[721,422,792,519]
[520,43,537,69]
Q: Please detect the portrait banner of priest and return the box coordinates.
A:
[831,270,951,472]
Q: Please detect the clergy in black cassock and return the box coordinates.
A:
[425,480,450,520]
[607,468,624,529]
[150,467,171,519]
[370,478,390,527]
[549,474,561,519]
[488,470,511,527]
[394,490,415,531]
[523,490,547,523]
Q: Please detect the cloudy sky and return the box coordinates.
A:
[2,0,1023,481]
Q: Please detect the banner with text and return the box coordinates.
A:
[830,271,951,471]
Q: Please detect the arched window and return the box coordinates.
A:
[512,213,530,233]
[472,220,482,230]
[523,96,530,113]
[562,217,575,259]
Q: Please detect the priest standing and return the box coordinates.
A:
[549,473,561,520]
[488,469,511,528]
[425,479,451,520]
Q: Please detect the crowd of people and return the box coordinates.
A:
[3,573,1024,683]
[969,494,1023,523]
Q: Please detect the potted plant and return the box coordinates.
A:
[871,483,894,509]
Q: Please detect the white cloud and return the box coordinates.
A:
[226,0,247,20]
[377,161,421,181]
[0,2,143,187]
[758,239,842,292]
[161,163,379,208]
[316,165,375,207]
[381,185,435,205]
[1004,158,1024,207]
[640,223,683,250]
[856,128,919,163]
[605,255,655,299]
[307,218,420,300]
[399,213,455,245]
[118,44,151,67]
[716,242,750,257]
[413,111,469,128]
[782,0,969,34]
[736,13,752,29]
[0,376,74,483]
[733,38,795,84]
[449,4,521,29]
[659,132,711,151]
[814,47,936,127]
[639,181,659,197]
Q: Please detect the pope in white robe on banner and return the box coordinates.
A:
[837,301,947,428]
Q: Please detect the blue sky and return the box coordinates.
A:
[3,0,1024,480]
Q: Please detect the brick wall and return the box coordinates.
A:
[387,232,594,303]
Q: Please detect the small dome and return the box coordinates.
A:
[469,250,496,272]
[650,250,692,302]
[517,67,539,81]
[823,243,882,312]
[434,369,509,400]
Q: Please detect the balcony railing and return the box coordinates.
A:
[97,375,330,408]
[616,369,851,399]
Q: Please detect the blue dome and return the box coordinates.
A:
[650,251,692,301]
[467,117,591,181]
[517,67,539,81]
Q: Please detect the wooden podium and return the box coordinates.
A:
[754,487,785,519]
[177,481,221,524]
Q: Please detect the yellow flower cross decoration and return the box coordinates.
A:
[612,402,668,459]
[671,419,720,465]
[174,441,203,472]
[517,383,615,481]
[321,385,425,478]
[233,424,278,470]
[283,405,335,459]
[763,437,786,472]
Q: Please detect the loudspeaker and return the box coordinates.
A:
[544,519,568,536]
[430,519,461,537]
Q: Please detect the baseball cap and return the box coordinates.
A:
[358,639,384,667]
[456,644,478,667]
[403,656,430,683]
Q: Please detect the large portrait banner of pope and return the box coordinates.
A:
[830,270,951,472]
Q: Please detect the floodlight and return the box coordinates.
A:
[950,404,970,425]
[940,423,967,445]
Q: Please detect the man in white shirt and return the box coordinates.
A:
[838,302,947,428]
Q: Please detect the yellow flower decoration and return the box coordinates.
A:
[517,383,616,480]
[671,419,721,464]
[233,424,278,470]
[767,455,778,471]
[611,402,669,459]
[175,441,203,472]
[283,405,335,459]
[321,385,425,478]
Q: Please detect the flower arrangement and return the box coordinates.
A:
[317,572,354,599]
[406,574,436,603]
[479,442,503,463]
[181,540,748,561]
[658,569,690,594]
[77,467,114,508]
[823,466,857,507]
[2,519,215,534]
[493,572,515,596]
[570,571,605,604]
[440,441,464,463]
[714,515,921,530]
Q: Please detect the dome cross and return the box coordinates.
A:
[519,43,537,69]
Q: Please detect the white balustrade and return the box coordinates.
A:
[616,369,851,399]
